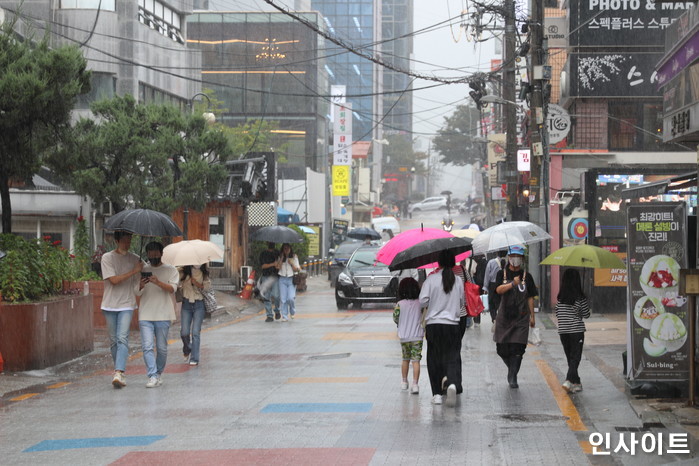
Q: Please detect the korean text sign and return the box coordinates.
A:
[627,203,689,381]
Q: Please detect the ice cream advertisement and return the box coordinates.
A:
[627,203,689,381]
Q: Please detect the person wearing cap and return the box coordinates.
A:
[493,245,538,389]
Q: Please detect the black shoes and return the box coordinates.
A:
[508,355,522,389]
[265,317,274,322]
[274,310,281,320]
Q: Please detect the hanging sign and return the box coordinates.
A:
[517,149,531,172]
[332,165,350,196]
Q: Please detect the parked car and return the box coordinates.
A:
[335,245,399,309]
[327,239,363,286]
[408,196,448,213]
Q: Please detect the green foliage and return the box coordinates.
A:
[0,234,82,302]
[432,104,484,166]
[220,119,289,159]
[287,225,310,265]
[73,216,91,278]
[0,18,91,233]
[46,95,232,215]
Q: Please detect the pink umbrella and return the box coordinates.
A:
[376,226,455,266]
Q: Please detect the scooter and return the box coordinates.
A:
[441,215,455,232]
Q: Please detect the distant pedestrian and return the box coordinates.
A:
[278,243,301,321]
[100,231,143,389]
[493,245,538,389]
[259,242,281,322]
[179,264,212,366]
[419,250,464,406]
[393,277,424,394]
[484,250,508,325]
[556,269,590,393]
[136,242,179,388]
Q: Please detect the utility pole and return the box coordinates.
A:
[504,0,519,221]
[529,0,545,211]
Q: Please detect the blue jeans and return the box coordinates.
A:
[259,274,280,318]
[102,309,133,372]
[139,320,171,378]
[181,299,205,363]
[279,276,296,318]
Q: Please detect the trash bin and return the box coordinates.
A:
[295,271,308,292]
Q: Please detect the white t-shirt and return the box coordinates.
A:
[279,256,300,277]
[136,264,179,322]
[101,250,141,311]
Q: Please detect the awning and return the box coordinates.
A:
[621,172,697,199]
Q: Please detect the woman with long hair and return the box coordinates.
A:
[556,268,590,393]
[278,243,301,321]
[419,250,464,406]
[179,263,211,366]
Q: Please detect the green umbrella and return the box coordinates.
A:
[540,244,626,269]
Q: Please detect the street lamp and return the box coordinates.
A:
[190,92,216,124]
[480,95,523,108]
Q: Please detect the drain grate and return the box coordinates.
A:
[615,422,665,432]
[493,413,566,423]
[308,353,351,360]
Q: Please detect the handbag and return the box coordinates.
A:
[292,273,300,286]
[201,289,217,314]
[480,292,489,311]
[528,327,542,346]
[175,287,184,303]
[465,281,485,317]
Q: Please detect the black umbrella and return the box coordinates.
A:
[440,190,453,196]
[103,209,183,237]
[389,236,473,271]
[0,250,5,260]
[347,227,381,240]
[253,225,303,244]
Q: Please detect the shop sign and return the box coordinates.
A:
[627,202,689,382]
[662,103,699,142]
[547,104,571,144]
[570,53,663,98]
[332,165,350,196]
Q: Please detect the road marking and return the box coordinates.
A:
[534,359,588,431]
[287,377,369,384]
[10,393,39,402]
[323,332,397,340]
[23,435,166,452]
[261,403,373,413]
[47,382,71,389]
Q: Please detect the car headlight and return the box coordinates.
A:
[337,271,353,285]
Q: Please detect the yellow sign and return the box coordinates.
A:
[332,165,350,196]
[307,226,320,256]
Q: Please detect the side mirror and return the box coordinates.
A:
[328,249,335,256]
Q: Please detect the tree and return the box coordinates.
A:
[47,95,232,215]
[0,21,91,233]
[431,104,484,166]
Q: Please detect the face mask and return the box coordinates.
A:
[149,257,162,266]
[509,257,523,267]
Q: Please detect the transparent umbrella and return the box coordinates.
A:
[471,221,552,255]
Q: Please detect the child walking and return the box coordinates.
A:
[393,277,424,394]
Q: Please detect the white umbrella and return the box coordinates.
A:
[471,221,552,255]
[162,240,224,266]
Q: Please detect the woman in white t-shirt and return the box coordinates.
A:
[278,243,301,321]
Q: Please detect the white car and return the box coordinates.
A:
[409,196,448,213]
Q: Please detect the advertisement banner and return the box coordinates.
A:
[627,203,689,381]
[487,133,506,187]
[333,103,352,135]
[332,165,350,196]
[333,134,352,166]
[306,225,320,256]
[569,52,664,98]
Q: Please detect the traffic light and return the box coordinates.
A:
[469,80,488,110]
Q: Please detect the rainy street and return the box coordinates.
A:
[1,211,696,466]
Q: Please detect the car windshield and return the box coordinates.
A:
[348,249,378,268]
[336,242,362,257]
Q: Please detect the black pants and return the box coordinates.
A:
[426,324,462,396]
[488,283,500,322]
[495,342,526,361]
[560,332,584,384]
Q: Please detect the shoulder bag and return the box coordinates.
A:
[202,289,217,314]
[463,261,485,317]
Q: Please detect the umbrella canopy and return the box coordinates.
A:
[277,206,300,224]
[376,226,454,266]
[347,227,381,240]
[253,225,303,244]
[162,240,224,267]
[540,244,626,269]
[452,228,480,240]
[103,209,183,237]
[298,225,317,234]
[389,236,473,271]
[471,221,552,255]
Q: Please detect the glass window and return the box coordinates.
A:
[60,0,115,9]
[76,73,116,109]
[209,216,225,267]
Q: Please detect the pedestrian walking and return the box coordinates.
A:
[100,231,143,389]
[179,264,212,366]
[136,242,179,388]
[493,245,538,389]
[556,269,590,393]
[484,250,508,325]
[393,277,424,395]
[278,243,301,321]
[259,242,281,322]
[419,250,464,406]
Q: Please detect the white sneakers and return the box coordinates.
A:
[112,371,126,388]
[446,384,457,406]
[432,395,443,405]
[146,376,162,388]
[401,381,409,390]
[562,380,583,393]
[410,384,419,394]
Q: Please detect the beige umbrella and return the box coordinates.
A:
[162,240,224,266]
[452,228,481,240]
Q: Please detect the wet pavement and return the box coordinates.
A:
[1,275,698,465]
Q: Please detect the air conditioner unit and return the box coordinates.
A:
[240,266,253,289]
[100,201,114,216]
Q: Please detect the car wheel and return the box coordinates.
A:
[336,297,349,310]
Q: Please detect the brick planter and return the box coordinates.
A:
[65,281,140,330]
[0,295,94,372]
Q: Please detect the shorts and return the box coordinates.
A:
[401,341,423,361]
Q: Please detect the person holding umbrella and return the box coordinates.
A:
[278,243,301,321]
[419,249,464,406]
[493,245,538,389]
[259,242,282,322]
[100,231,144,389]
[179,263,212,365]
[555,269,590,393]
